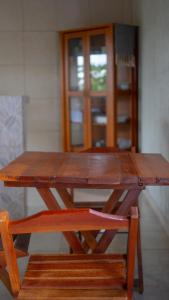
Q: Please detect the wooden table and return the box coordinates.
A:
[1,151,169,295]
[1,151,169,255]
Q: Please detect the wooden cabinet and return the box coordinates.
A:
[60,24,138,151]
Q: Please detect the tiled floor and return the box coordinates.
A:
[0,191,169,299]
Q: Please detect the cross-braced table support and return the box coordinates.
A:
[37,187,142,251]
[36,186,144,293]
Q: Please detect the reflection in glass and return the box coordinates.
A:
[68,38,84,91]
[117,65,132,90]
[116,65,132,149]
[70,97,84,147]
[91,97,107,147]
[90,35,107,91]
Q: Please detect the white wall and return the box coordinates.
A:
[0,0,132,211]
[132,0,169,233]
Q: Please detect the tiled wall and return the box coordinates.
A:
[0,0,132,210]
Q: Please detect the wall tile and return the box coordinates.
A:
[0,0,23,31]
[23,0,91,31]
[0,65,24,95]
[55,0,91,30]
[23,0,59,31]
[26,130,61,151]
[24,32,58,65]
[25,65,58,98]
[89,0,131,25]
[0,32,23,64]
[25,98,61,132]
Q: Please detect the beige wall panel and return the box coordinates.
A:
[24,32,58,65]
[27,130,61,151]
[26,98,60,132]
[23,0,91,31]
[0,0,23,31]
[0,32,23,64]
[25,65,58,98]
[90,0,132,25]
[0,65,24,95]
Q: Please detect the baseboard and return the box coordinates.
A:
[143,190,169,238]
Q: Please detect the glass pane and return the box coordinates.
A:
[91,96,107,147]
[70,97,84,147]
[90,35,107,91]
[68,38,84,91]
[116,66,132,149]
[117,65,132,90]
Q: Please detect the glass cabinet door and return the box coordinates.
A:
[67,36,85,150]
[115,24,137,150]
[89,31,108,147]
[61,24,138,152]
[69,96,84,147]
[68,38,84,91]
[89,34,107,92]
[116,65,132,149]
[91,96,107,147]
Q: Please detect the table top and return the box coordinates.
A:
[0,151,169,188]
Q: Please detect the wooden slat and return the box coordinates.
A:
[25,269,124,279]
[29,253,126,262]
[21,254,126,289]
[1,151,169,187]
[130,153,169,185]
[17,253,127,299]
[17,288,127,299]
[9,209,129,234]
[22,279,125,289]
[27,261,125,271]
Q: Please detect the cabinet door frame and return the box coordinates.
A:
[85,27,114,148]
[60,25,115,151]
[60,24,138,152]
[61,31,88,151]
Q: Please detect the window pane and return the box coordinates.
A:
[69,97,84,147]
[91,96,107,147]
[116,66,132,149]
[90,35,107,91]
[68,38,84,91]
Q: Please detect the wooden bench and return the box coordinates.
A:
[0,207,138,300]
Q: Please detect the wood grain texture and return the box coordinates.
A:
[18,254,127,299]
[0,208,138,300]
[9,209,129,235]
[0,151,169,188]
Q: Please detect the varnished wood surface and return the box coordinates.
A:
[60,24,138,152]
[0,208,138,299]
[0,151,169,187]
[16,254,127,300]
[9,208,129,235]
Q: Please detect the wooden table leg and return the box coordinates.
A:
[93,189,143,293]
[80,190,125,252]
[37,187,85,253]
[102,190,124,213]
[57,188,98,251]
[93,189,142,253]
[137,216,144,294]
